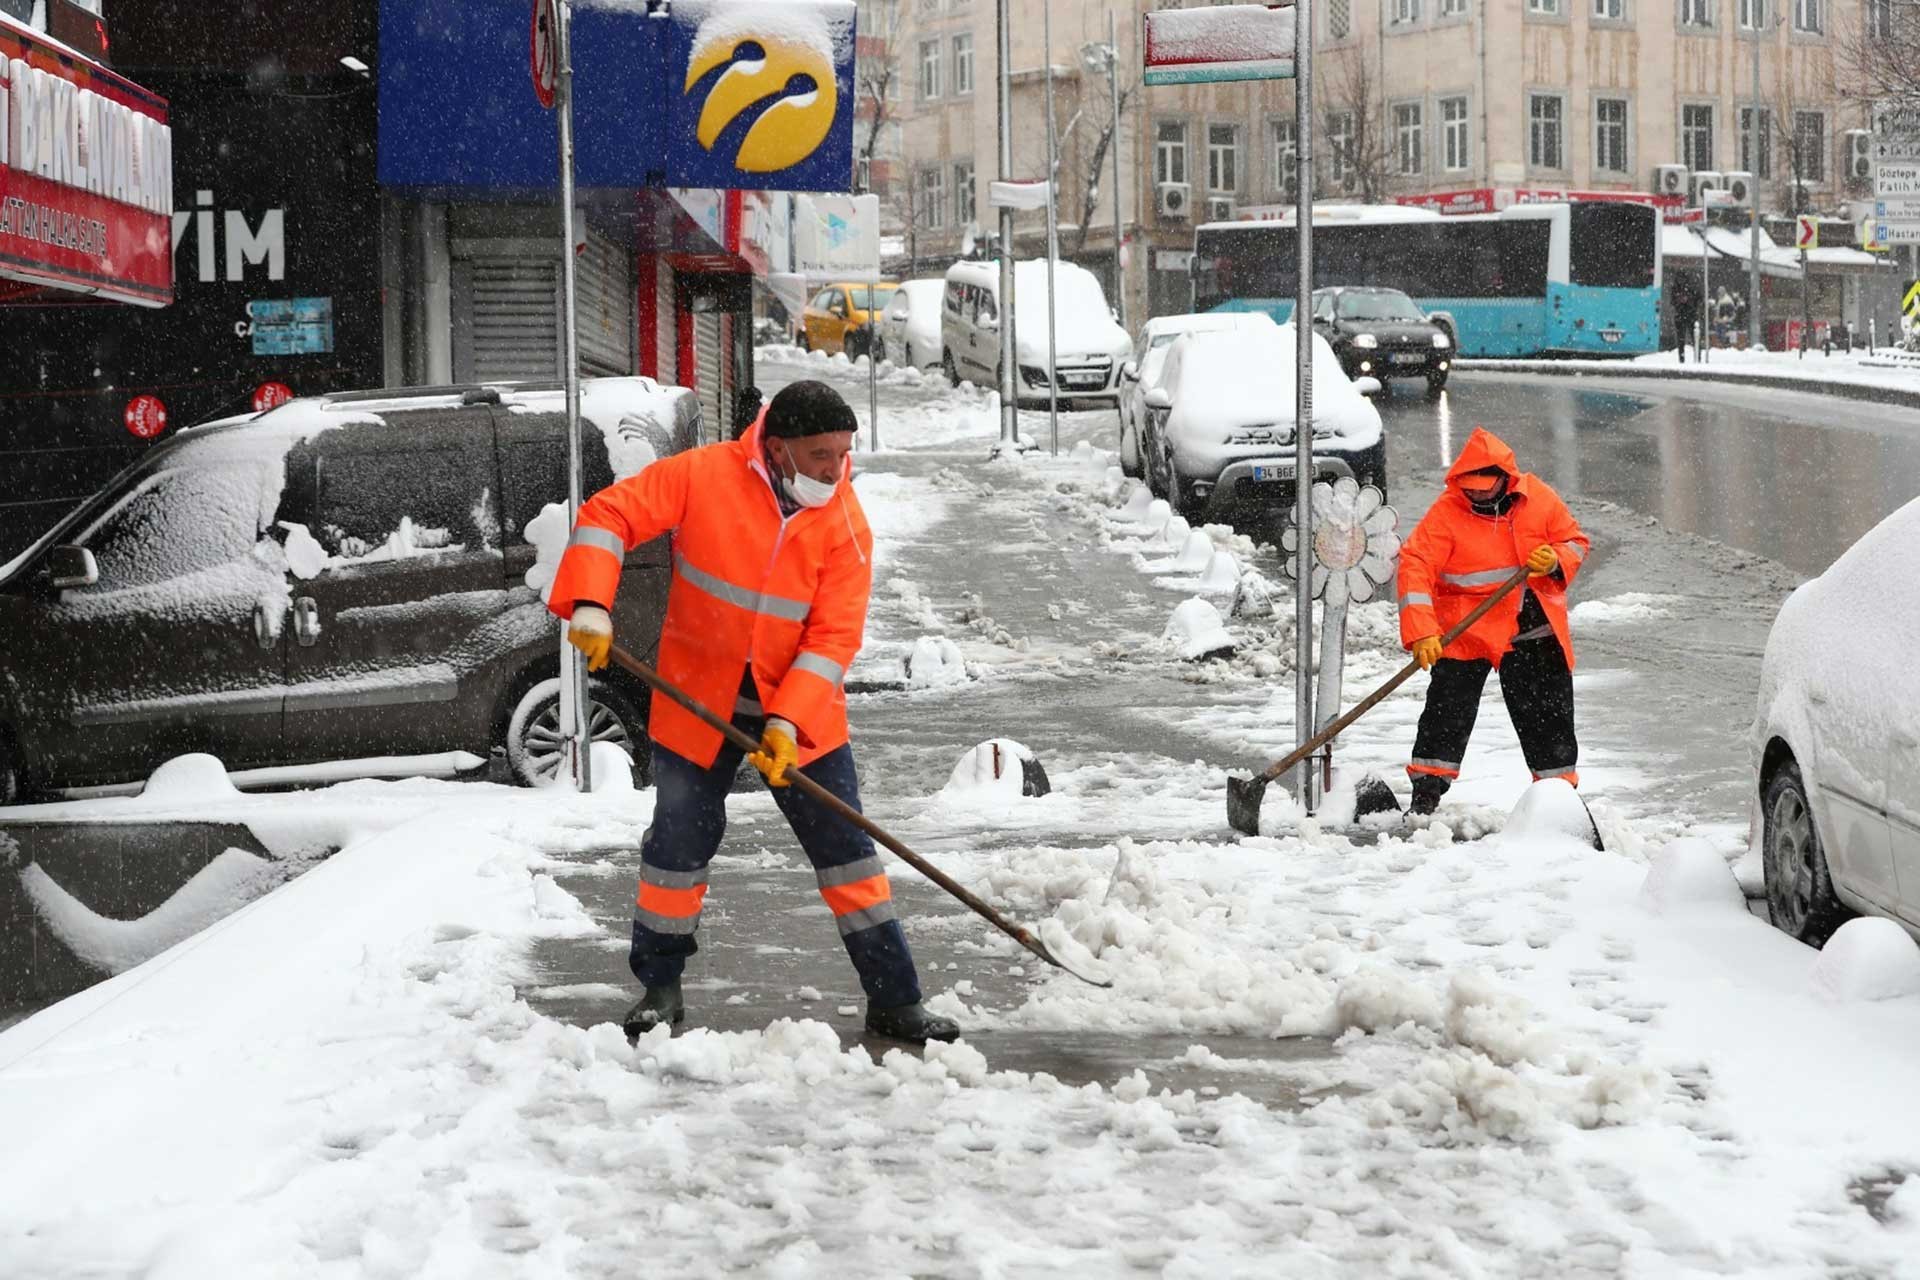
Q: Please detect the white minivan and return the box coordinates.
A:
[940,259,1133,406]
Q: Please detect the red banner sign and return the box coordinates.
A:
[1,13,175,307]
[1396,188,1688,222]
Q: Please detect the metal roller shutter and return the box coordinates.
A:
[454,255,561,382]
[576,230,635,377]
[656,263,678,387]
[695,309,723,443]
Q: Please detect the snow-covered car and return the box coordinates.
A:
[941,258,1132,405]
[1117,311,1280,479]
[1751,495,1920,946]
[0,378,699,801]
[1141,324,1386,522]
[878,279,945,370]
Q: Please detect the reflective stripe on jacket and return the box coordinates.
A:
[545,416,872,768]
[1397,426,1589,669]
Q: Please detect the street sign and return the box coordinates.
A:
[1796,215,1819,249]
[1904,280,1920,317]
[123,394,167,440]
[1874,222,1920,244]
[1874,139,1920,161]
[1861,217,1889,251]
[530,0,558,110]
[1142,6,1297,85]
[1872,100,1920,157]
[1875,162,1920,197]
[1874,197,1920,220]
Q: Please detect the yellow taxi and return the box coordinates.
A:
[796,281,899,357]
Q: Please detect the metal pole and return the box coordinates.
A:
[1293,0,1317,813]
[1702,208,1711,363]
[1749,15,1763,349]
[1108,10,1125,332]
[1042,0,1060,455]
[995,0,1019,451]
[557,0,591,793]
[868,324,880,450]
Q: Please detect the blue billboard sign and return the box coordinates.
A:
[378,0,855,195]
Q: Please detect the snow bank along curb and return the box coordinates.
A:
[1456,358,1920,411]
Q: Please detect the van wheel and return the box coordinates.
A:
[0,732,18,807]
[1763,760,1851,945]
[944,352,961,387]
[506,677,649,789]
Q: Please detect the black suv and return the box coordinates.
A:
[1310,286,1454,393]
[0,379,700,802]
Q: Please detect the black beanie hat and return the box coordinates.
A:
[764,380,858,438]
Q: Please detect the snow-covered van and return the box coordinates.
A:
[940,259,1132,406]
[0,378,700,800]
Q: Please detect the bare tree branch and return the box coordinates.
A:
[1074,83,1134,257]
[1837,1,1920,107]
[1321,49,1399,203]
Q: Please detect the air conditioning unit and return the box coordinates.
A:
[1846,129,1873,181]
[1724,170,1755,208]
[1157,180,1192,220]
[1206,195,1238,222]
[1689,170,1725,205]
[1654,163,1690,197]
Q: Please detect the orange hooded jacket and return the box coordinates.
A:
[545,415,872,769]
[1397,427,1589,669]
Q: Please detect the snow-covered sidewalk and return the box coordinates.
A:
[1460,345,1920,409]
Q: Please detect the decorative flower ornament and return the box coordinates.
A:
[1280,478,1400,605]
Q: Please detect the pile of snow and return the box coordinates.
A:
[1638,837,1744,916]
[1501,779,1600,850]
[589,741,636,795]
[1570,593,1682,625]
[1163,598,1235,660]
[1198,549,1241,595]
[941,739,1050,799]
[1170,529,1212,573]
[903,635,968,688]
[1811,918,1920,1003]
[521,502,571,603]
[141,753,240,803]
[18,849,283,975]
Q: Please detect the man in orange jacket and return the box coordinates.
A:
[546,380,958,1044]
[1397,426,1590,816]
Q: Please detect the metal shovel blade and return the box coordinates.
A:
[1226,773,1267,836]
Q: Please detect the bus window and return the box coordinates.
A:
[1498,221,1552,297]
[1569,203,1657,289]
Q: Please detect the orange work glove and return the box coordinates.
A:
[1411,635,1444,670]
[1526,544,1559,576]
[749,722,799,788]
[567,604,612,672]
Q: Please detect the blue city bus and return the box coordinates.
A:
[1191,201,1662,357]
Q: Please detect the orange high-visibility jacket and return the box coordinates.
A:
[546,416,872,769]
[1397,426,1589,669]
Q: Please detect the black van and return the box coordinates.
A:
[0,378,700,801]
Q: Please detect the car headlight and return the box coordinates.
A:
[1353,333,1379,349]
[1224,425,1288,445]
[1432,332,1452,349]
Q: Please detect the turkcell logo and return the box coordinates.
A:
[667,1,855,193]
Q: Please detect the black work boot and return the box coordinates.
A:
[865,1001,960,1044]
[1409,780,1446,817]
[622,979,684,1042]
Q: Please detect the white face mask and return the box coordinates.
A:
[776,441,840,508]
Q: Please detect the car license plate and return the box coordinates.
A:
[1253,464,1295,482]
[1066,373,1104,388]
[1390,352,1424,365]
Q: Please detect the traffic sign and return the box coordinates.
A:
[251,381,293,413]
[1874,222,1920,244]
[1874,197,1920,220]
[123,394,167,440]
[1875,162,1920,197]
[530,0,558,110]
[1861,217,1889,251]
[1796,215,1819,249]
[1904,280,1920,317]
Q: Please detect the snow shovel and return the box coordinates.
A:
[1226,565,1532,836]
[607,643,1113,989]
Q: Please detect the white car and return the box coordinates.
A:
[1141,324,1385,522]
[940,258,1132,405]
[1117,311,1280,479]
[1751,495,1920,945]
[878,279,945,370]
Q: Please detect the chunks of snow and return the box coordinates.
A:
[1501,779,1601,850]
[1155,514,1191,550]
[1114,483,1153,523]
[1638,837,1745,916]
[1198,549,1241,595]
[1570,593,1684,625]
[942,739,1050,799]
[141,753,240,803]
[903,635,968,688]
[277,521,327,580]
[1810,918,1920,1003]
[522,501,571,603]
[589,742,636,794]
[19,848,282,975]
[1163,597,1235,660]
[1171,529,1212,573]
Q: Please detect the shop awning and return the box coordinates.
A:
[1660,223,1705,260]
[1702,226,1804,280]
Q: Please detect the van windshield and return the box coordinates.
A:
[848,286,897,310]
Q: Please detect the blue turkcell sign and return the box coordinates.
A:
[378,0,855,195]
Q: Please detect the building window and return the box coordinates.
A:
[1528,93,1564,168]
[1390,0,1421,24]
[1156,120,1188,186]
[855,154,871,192]
[1441,96,1470,170]
[1740,106,1773,177]
[1526,0,1561,13]
[954,160,974,225]
[1593,0,1624,17]
[1207,123,1241,192]
[1792,0,1821,32]
[1394,102,1424,175]
[1328,0,1353,38]
[1869,0,1892,38]
[1794,110,1825,181]
[920,167,948,228]
[1737,0,1766,27]
[1272,118,1297,190]
[918,39,941,99]
[953,33,974,96]
[1682,103,1714,171]
[1327,111,1356,189]
[1594,97,1629,172]
[1680,0,1713,27]
[1440,0,1469,15]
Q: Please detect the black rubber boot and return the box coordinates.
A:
[1409,779,1446,817]
[622,979,684,1042]
[865,1001,960,1044]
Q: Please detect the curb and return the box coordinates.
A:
[1454,360,1920,412]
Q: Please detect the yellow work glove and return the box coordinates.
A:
[1411,635,1444,671]
[1526,544,1559,576]
[749,722,799,788]
[567,604,612,672]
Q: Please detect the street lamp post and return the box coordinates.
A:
[1293,0,1316,811]
[1042,0,1061,455]
[995,0,1019,451]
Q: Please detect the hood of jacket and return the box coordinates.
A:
[1443,426,1524,497]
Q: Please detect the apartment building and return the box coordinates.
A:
[860,0,1875,324]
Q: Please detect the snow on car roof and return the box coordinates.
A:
[1143,311,1278,337]
[1164,323,1380,443]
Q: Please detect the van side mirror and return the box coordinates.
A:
[1121,359,1139,381]
[1144,387,1173,411]
[48,545,98,590]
